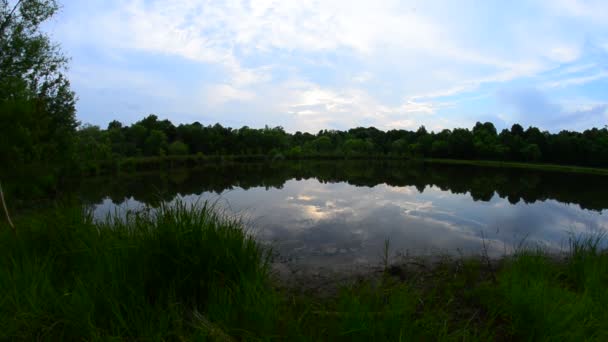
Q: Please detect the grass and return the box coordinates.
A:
[1,202,607,340]
[423,158,608,176]
[0,201,278,340]
[84,154,408,176]
[80,152,608,177]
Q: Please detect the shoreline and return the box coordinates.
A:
[422,158,608,176]
[2,201,607,339]
[270,249,573,295]
[81,154,608,177]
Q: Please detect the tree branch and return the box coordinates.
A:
[0,0,23,37]
[0,181,15,234]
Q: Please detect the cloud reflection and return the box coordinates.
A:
[95,177,608,268]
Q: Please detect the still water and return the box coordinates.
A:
[81,161,608,267]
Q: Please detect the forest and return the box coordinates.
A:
[2,0,608,185]
[76,115,608,168]
[2,0,608,204]
[3,1,608,340]
[5,0,608,204]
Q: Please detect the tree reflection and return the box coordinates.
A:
[74,161,608,212]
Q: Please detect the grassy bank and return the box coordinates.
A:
[82,154,410,176]
[81,154,608,177]
[423,158,608,176]
[1,203,607,340]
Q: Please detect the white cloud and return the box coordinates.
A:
[544,71,608,88]
[543,0,608,23]
[557,63,597,76]
[547,46,581,63]
[352,72,374,84]
[54,0,608,131]
[204,84,256,105]
[401,100,437,114]
[274,80,460,132]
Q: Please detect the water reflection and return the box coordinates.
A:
[81,161,608,266]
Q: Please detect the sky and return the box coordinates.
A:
[45,0,608,133]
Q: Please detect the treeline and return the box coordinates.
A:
[78,115,608,167]
[3,0,608,193]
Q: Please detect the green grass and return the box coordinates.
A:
[490,236,608,340]
[86,154,407,175]
[0,202,279,340]
[423,158,608,176]
[1,203,607,340]
[84,154,608,178]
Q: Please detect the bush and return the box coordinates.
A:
[168,140,190,156]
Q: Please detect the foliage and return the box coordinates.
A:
[167,140,189,156]
[75,116,608,169]
[0,0,77,187]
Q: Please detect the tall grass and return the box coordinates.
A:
[0,201,278,340]
[480,235,608,340]
[1,202,607,340]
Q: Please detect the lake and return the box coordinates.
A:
[80,161,608,268]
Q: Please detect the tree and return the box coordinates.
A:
[390,138,408,155]
[472,122,499,159]
[144,130,168,156]
[168,140,189,156]
[511,124,524,136]
[0,0,77,179]
[76,124,111,162]
[520,144,541,162]
[311,136,332,154]
[343,138,373,155]
[431,140,449,157]
[449,128,474,159]
[108,120,122,130]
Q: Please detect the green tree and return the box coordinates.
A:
[76,125,111,162]
[168,140,189,156]
[343,138,373,155]
[431,140,449,157]
[144,130,168,156]
[520,144,542,162]
[390,138,408,155]
[0,0,77,183]
[449,129,474,159]
[311,136,333,154]
[472,122,501,159]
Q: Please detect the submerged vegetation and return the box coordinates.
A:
[1,201,607,340]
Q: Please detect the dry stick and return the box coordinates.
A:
[0,181,15,233]
[480,231,497,284]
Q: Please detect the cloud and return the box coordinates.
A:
[52,0,608,132]
[274,80,459,132]
[542,0,608,23]
[556,63,597,76]
[281,82,394,131]
[544,71,608,88]
[204,84,256,105]
[498,87,608,131]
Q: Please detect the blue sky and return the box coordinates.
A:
[46,0,608,132]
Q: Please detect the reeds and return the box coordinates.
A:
[1,202,606,340]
